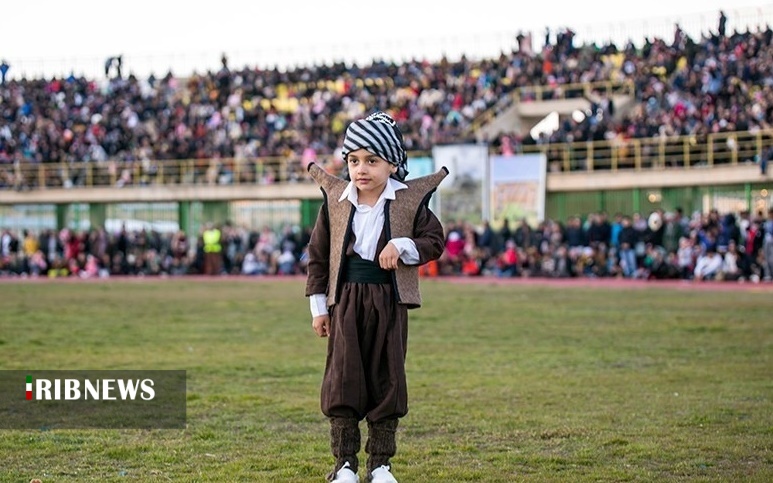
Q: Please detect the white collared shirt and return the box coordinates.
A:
[310,178,420,317]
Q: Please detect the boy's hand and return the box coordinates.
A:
[379,242,400,270]
[312,315,330,337]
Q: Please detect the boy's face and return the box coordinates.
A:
[346,148,397,198]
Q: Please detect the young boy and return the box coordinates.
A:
[306,111,447,482]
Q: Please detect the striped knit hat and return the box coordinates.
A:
[342,111,409,181]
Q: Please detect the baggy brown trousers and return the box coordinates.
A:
[322,281,408,423]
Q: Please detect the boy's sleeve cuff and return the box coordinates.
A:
[390,237,420,265]
[309,293,329,317]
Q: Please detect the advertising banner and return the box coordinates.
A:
[489,153,547,227]
[431,144,489,223]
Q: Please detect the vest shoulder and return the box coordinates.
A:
[401,167,449,197]
[308,163,348,194]
[404,167,449,189]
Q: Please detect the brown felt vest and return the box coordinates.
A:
[308,163,447,308]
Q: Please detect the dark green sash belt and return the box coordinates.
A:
[344,256,391,284]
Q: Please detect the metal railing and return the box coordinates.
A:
[0,130,770,192]
[1,156,332,191]
[528,130,773,173]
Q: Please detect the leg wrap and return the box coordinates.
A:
[365,418,398,474]
[327,417,360,480]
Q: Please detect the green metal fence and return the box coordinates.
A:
[546,184,772,220]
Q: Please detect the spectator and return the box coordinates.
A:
[564,216,586,248]
[718,10,727,37]
[477,220,496,263]
[498,219,512,248]
[514,218,536,249]
[276,247,297,275]
[0,60,8,85]
[495,240,519,277]
[764,208,773,280]
[661,212,683,254]
[677,236,695,279]
[618,216,638,278]
[587,212,611,247]
[719,241,742,281]
[242,252,269,275]
[202,223,223,275]
[694,247,723,281]
[441,230,465,274]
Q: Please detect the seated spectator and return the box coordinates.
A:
[28,250,48,277]
[495,240,519,277]
[242,252,269,276]
[676,236,694,279]
[694,247,723,281]
[719,240,743,281]
[79,254,101,278]
[646,245,680,280]
[543,245,573,278]
[276,247,297,275]
[461,254,482,276]
[441,230,465,274]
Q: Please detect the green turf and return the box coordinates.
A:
[0,280,771,482]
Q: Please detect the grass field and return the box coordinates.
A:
[0,279,771,482]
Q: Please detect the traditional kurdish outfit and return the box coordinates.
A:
[306,162,446,480]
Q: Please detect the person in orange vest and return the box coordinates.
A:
[202,223,222,275]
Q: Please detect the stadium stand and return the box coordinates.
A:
[1,23,772,167]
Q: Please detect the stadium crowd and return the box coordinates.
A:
[535,22,773,144]
[1,207,772,283]
[1,11,772,191]
[438,207,773,283]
